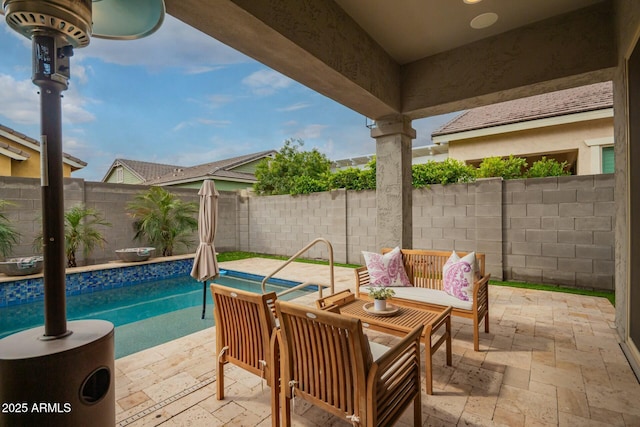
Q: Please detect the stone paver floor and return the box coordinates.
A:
[115,259,640,426]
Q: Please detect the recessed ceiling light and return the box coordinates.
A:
[463,0,482,4]
[470,12,498,29]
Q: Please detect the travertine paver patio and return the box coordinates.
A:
[114,258,640,426]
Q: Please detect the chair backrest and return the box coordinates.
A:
[381,248,486,289]
[211,283,277,377]
[275,300,371,421]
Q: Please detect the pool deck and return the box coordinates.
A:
[114,258,640,426]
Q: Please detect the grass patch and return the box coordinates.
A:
[218,252,615,306]
[491,279,615,306]
[217,251,361,269]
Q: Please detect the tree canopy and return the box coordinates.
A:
[254,140,573,196]
[253,139,332,195]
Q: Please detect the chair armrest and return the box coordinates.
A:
[366,325,422,421]
[354,266,370,297]
[473,274,491,310]
[370,324,422,372]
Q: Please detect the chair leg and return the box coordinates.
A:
[473,322,480,352]
[414,391,422,427]
[216,359,225,400]
[281,393,292,427]
[485,310,490,333]
[271,336,280,427]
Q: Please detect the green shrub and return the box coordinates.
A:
[327,167,375,191]
[413,158,475,187]
[290,175,329,194]
[476,155,527,180]
[527,156,571,178]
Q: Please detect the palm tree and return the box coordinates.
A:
[64,205,111,267]
[0,200,20,259]
[126,187,198,256]
[33,204,111,267]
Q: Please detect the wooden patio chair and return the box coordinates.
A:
[275,300,423,426]
[211,283,279,426]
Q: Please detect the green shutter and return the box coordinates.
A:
[602,146,615,174]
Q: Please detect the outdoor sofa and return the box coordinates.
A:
[355,248,491,351]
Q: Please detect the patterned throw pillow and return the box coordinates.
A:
[362,247,412,287]
[442,251,476,301]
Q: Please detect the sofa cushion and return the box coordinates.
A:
[359,286,473,311]
[362,246,412,287]
[443,251,476,302]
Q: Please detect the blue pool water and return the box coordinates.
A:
[0,271,310,358]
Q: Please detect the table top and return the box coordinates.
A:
[317,290,449,335]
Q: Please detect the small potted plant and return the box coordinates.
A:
[367,286,395,311]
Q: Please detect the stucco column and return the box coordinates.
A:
[371,115,415,249]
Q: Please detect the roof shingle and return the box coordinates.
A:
[432,82,613,137]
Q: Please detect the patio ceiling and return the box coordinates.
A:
[165,0,615,120]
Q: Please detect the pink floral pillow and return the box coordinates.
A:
[442,251,476,302]
[362,247,412,287]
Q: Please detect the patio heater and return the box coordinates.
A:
[0,1,164,425]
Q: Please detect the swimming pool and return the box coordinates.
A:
[0,271,311,358]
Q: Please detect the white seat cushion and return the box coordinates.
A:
[360,286,473,311]
[368,340,390,361]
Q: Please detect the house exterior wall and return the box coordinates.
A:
[0,157,11,176]
[0,138,75,178]
[103,167,143,185]
[232,158,265,174]
[0,175,615,291]
[447,117,614,175]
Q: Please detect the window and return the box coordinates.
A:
[116,167,124,183]
[602,146,615,174]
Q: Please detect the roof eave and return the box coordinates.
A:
[432,108,613,144]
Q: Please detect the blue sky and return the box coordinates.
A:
[0,15,458,182]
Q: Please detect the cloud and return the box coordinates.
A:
[293,124,328,140]
[173,118,231,131]
[0,74,39,125]
[278,102,311,112]
[206,94,235,108]
[242,69,292,96]
[0,72,96,126]
[75,15,249,72]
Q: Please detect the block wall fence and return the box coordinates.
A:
[0,174,615,290]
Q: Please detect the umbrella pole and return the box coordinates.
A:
[202,280,207,319]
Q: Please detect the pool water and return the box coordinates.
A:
[0,273,310,358]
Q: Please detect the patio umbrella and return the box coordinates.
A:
[190,180,220,319]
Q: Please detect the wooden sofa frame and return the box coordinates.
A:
[355,248,491,351]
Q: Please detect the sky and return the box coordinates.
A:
[0,14,459,182]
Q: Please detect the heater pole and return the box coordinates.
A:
[32,33,71,338]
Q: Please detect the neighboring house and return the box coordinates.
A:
[102,159,183,185]
[332,144,448,170]
[431,82,614,175]
[0,124,86,177]
[102,150,276,191]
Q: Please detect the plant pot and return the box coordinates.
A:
[373,298,387,311]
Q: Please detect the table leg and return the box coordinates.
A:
[424,330,433,395]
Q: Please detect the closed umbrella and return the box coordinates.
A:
[190,180,219,319]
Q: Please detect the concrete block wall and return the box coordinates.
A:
[412,178,504,280]
[0,174,615,290]
[243,189,348,263]
[345,190,377,264]
[503,174,615,289]
[83,182,201,264]
[1,177,202,266]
